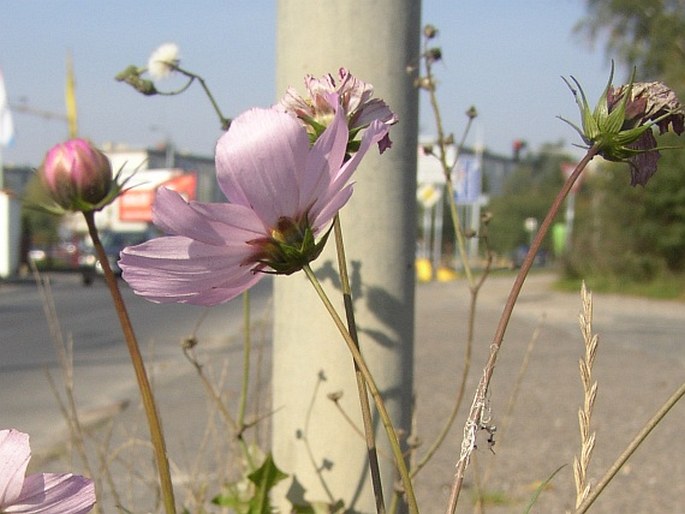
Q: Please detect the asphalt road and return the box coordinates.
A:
[1,271,683,513]
[0,272,273,455]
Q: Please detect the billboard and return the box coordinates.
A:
[452,154,481,204]
[118,171,197,222]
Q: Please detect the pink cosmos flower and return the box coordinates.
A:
[119,95,389,305]
[0,429,95,514]
[279,67,398,153]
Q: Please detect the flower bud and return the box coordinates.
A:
[423,24,438,39]
[426,47,442,63]
[115,65,158,96]
[40,138,114,212]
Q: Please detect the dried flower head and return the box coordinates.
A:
[608,81,684,136]
[279,68,398,154]
[147,43,180,80]
[426,47,443,63]
[423,24,438,39]
[561,65,684,186]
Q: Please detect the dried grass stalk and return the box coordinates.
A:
[574,282,599,509]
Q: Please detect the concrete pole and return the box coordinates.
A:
[272,2,420,512]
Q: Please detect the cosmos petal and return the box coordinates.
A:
[11,473,96,514]
[153,188,265,243]
[215,108,308,225]
[298,97,349,213]
[120,236,259,304]
[0,430,30,507]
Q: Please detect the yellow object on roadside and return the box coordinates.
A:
[416,258,432,283]
[436,266,459,282]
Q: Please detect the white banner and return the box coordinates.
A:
[0,70,15,147]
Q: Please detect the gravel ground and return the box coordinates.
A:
[412,272,685,514]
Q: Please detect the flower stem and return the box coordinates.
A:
[237,290,251,430]
[332,214,386,514]
[175,66,231,130]
[444,144,600,514]
[302,264,419,514]
[83,211,176,514]
[574,379,685,513]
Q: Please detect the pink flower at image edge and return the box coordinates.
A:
[119,98,390,306]
[0,429,95,514]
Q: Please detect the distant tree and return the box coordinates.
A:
[576,0,685,89]
[487,145,573,259]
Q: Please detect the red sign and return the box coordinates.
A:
[119,172,197,222]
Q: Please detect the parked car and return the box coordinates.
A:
[79,229,156,285]
[28,240,82,271]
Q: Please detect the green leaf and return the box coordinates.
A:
[247,453,289,514]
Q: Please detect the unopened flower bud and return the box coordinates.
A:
[115,65,158,96]
[466,106,478,119]
[327,391,343,402]
[39,139,118,213]
[426,47,442,63]
[414,76,434,91]
[406,434,422,449]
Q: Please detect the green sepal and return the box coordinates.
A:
[256,222,334,275]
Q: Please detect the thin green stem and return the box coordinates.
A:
[237,290,251,430]
[83,211,177,514]
[445,144,600,514]
[575,380,685,513]
[302,264,419,514]
[444,179,473,283]
[175,66,231,130]
[155,76,195,96]
[332,215,386,514]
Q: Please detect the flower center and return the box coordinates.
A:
[247,215,330,276]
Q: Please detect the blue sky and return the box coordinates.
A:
[0,1,620,168]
